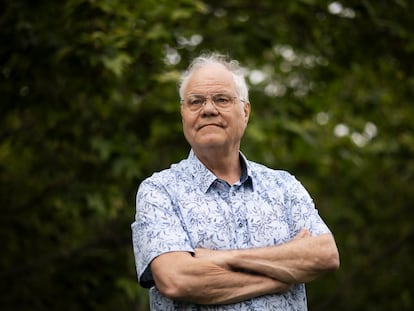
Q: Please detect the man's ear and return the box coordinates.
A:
[243,101,251,124]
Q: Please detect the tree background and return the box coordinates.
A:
[1,0,413,310]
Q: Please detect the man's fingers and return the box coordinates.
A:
[293,229,312,240]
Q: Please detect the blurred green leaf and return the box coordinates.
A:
[1,0,413,310]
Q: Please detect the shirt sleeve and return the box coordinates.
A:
[285,173,332,237]
[131,178,194,288]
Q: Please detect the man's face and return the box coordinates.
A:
[181,63,250,154]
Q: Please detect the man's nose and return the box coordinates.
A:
[201,96,218,112]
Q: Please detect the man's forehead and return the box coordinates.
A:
[185,64,235,93]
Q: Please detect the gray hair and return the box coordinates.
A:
[178,52,249,102]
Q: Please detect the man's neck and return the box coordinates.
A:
[193,148,242,185]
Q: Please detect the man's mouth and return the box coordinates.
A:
[198,123,223,130]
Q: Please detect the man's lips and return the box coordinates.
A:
[197,123,223,130]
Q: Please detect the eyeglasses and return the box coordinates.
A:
[181,93,243,112]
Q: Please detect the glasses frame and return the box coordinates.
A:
[181,93,245,113]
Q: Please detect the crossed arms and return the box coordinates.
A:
[150,229,340,305]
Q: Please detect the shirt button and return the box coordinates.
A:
[238,222,243,228]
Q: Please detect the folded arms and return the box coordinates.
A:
[150,229,339,305]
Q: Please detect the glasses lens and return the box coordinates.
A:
[212,94,233,111]
[186,96,205,111]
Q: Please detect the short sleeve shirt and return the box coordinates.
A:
[131,150,332,310]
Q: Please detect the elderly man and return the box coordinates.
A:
[132,52,340,310]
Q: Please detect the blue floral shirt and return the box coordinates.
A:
[132,150,331,310]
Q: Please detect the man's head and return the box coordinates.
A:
[179,53,249,102]
[179,53,250,155]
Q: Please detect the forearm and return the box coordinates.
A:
[173,267,289,305]
[196,232,339,284]
[228,233,340,283]
[151,252,290,305]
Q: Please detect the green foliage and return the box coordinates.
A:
[1,0,413,310]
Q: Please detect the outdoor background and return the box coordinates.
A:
[1,0,413,310]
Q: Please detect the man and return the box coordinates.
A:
[131,52,340,310]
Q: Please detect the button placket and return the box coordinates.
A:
[230,187,244,230]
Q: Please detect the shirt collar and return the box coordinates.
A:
[239,152,253,190]
[187,149,253,193]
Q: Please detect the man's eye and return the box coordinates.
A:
[190,99,204,106]
[215,96,230,104]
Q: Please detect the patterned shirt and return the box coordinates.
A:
[132,150,331,310]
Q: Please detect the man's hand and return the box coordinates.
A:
[292,228,312,241]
